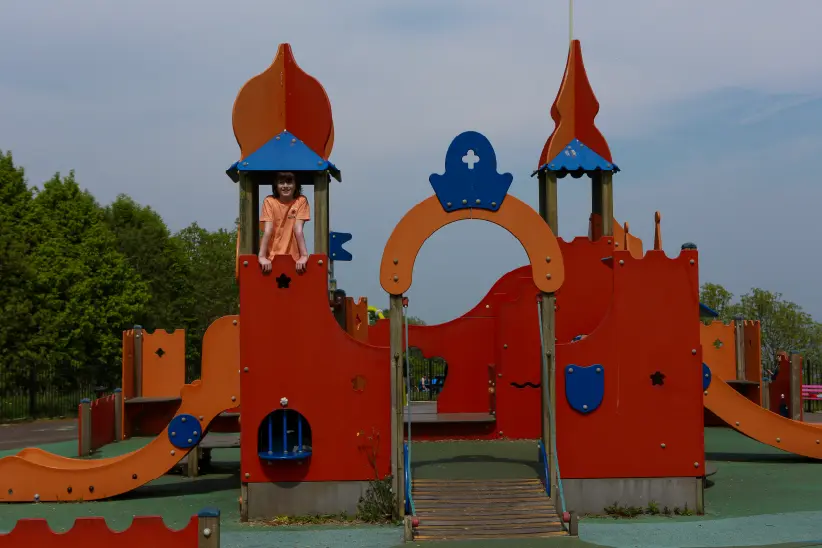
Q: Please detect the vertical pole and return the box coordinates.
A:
[238,172,257,255]
[197,508,221,548]
[790,353,803,421]
[538,171,559,237]
[79,399,91,457]
[537,175,559,509]
[113,388,123,441]
[734,316,746,381]
[590,173,603,240]
[313,171,330,256]
[133,325,144,398]
[539,295,557,506]
[389,294,405,519]
[599,172,614,237]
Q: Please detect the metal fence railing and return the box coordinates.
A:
[405,346,448,402]
[0,364,97,423]
[804,358,822,414]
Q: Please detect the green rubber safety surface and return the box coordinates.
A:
[3,427,822,547]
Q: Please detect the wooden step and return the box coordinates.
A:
[410,478,566,541]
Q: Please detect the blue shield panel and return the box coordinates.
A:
[564,364,604,414]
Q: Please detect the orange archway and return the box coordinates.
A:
[379,194,565,295]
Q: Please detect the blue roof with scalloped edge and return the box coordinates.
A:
[532,138,619,178]
[700,302,719,318]
[226,130,341,183]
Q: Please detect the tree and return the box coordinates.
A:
[173,222,239,376]
[379,308,427,326]
[700,282,735,321]
[0,151,37,391]
[27,172,150,388]
[104,194,193,331]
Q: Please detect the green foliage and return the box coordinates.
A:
[173,223,239,375]
[27,172,150,387]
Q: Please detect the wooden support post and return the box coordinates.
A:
[538,171,559,236]
[113,388,123,441]
[133,326,143,398]
[238,173,258,255]
[388,294,405,520]
[197,508,221,548]
[599,172,614,237]
[790,353,803,421]
[569,511,579,536]
[539,294,557,508]
[313,172,330,256]
[187,447,201,478]
[733,316,746,381]
[79,399,91,457]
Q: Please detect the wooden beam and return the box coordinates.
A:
[538,171,559,234]
[389,294,405,520]
[313,171,330,256]
[539,294,557,508]
[599,171,614,237]
[790,353,803,421]
[238,172,258,255]
[734,317,746,381]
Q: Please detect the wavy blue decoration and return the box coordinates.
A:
[167,413,201,449]
[535,139,619,178]
[226,130,341,182]
[703,363,712,391]
[329,231,353,262]
[429,131,513,212]
[564,364,604,414]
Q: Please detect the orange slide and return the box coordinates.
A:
[704,374,822,459]
[0,315,240,502]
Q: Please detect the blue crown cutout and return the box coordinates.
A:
[329,231,353,262]
[429,131,513,212]
[532,138,620,179]
[226,130,341,183]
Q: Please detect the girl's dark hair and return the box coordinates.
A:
[272,171,302,199]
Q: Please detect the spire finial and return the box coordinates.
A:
[569,0,574,43]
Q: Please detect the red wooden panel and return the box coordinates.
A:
[0,515,198,548]
[239,254,390,483]
[556,249,704,479]
[90,395,116,451]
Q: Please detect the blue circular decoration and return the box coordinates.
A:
[702,363,712,391]
[167,413,201,449]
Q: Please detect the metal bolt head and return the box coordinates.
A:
[171,431,176,436]
[203,528,212,538]
[187,439,192,444]
[546,256,551,263]
[568,367,574,373]
[462,199,468,205]
[691,349,697,355]
[503,344,508,349]
[689,259,695,265]
[393,275,399,282]
[735,421,740,426]
[181,417,186,423]
[446,202,452,207]
[491,202,497,207]
[393,258,398,265]
[245,472,250,479]
[619,260,625,266]
[233,319,238,325]
[231,396,237,402]
[318,259,324,265]
[171,450,176,456]
[280,397,289,407]
[243,261,248,266]
[693,462,699,468]
[776,437,781,443]
[244,367,249,372]
[582,404,588,410]
[475,199,481,204]
[660,443,666,448]
[546,273,552,279]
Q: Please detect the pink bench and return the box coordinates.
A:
[801,385,822,400]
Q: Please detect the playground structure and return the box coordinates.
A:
[2,35,822,544]
[0,509,220,548]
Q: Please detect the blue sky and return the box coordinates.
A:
[2,1,822,323]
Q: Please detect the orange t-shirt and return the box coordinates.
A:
[260,195,311,261]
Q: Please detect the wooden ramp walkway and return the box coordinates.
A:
[411,478,567,541]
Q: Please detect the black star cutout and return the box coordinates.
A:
[155,347,165,358]
[276,273,291,289]
[650,371,666,386]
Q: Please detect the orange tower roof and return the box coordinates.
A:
[537,40,617,176]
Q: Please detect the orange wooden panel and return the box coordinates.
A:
[612,219,643,258]
[232,43,334,161]
[538,40,612,168]
[557,249,704,479]
[380,195,564,295]
[0,515,198,548]
[0,316,239,501]
[700,321,736,381]
[141,330,186,398]
[238,254,390,483]
[345,297,369,342]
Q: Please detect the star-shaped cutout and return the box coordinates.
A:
[276,273,291,289]
[713,338,723,349]
[351,375,367,392]
[650,371,665,386]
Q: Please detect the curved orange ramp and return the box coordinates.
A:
[705,376,822,458]
[0,316,239,502]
